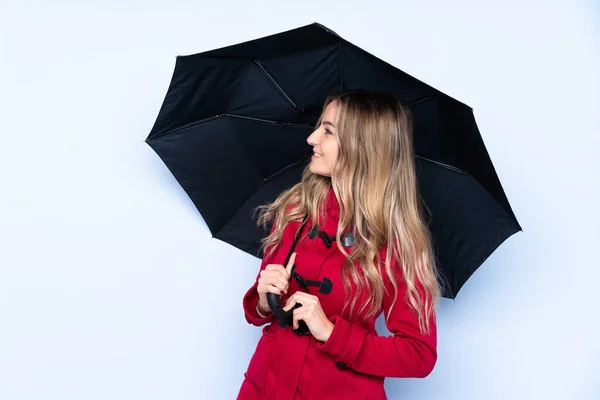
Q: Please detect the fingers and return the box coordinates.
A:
[282,297,292,312]
[265,273,289,292]
[280,291,318,310]
[257,278,286,294]
[292,307,305,330]
[282,295,298,312]
[257,253,305,299]
[264,264,291,282]
[281,295,311,330]
[265,263,290,279]
[258,283,286,296]
[285,252,297,276]
[292,305,313,330]
[281,292,315,308]
[289,291,317,303]
[259,268,289,293]
[292,308,299,330]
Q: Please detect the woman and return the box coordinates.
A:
[237,90,442,400]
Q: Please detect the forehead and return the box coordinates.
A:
[322,100,337,121]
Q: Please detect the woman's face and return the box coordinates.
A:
[307,101,339,177]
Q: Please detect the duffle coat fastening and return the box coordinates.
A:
[238,188,437,400]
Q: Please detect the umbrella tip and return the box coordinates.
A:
[313,22,339,37]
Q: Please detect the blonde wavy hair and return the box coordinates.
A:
[254,90,441,335]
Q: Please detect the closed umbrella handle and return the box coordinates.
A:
[266,292,300,327]
[264,217,310,332]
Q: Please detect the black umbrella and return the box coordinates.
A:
[145,22,521,298]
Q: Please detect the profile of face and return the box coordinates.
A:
[307,100,339,177]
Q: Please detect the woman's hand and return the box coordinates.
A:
[282,292,334,342]
[256,252,297,312]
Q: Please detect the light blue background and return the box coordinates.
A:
[1,0,598,399]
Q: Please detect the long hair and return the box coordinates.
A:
[254,90,441,335]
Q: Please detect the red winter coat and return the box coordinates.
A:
[237,188,437,400]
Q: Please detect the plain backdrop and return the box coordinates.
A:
[1,1,598,399]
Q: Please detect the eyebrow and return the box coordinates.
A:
[321,121,335,128]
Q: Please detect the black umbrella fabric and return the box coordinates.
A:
[145,22,521,298]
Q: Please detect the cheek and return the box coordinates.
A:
[325,141,337,156]
[326,144,338,162]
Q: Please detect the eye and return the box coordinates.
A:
[324,128,333,135]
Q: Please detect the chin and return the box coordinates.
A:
[309,162,332,177]
[309,168,331,177]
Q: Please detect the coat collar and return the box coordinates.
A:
[318,187,351,242]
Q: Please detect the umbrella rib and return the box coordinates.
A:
[408,94,436,108]
[314,22,341,37]
[146,115,222,140]
[223,114,313,127]
[146,114,314,142]
[253,60,299,110]
[415,155,467,175]
[230,157,308,230]
[260,155,310,186]
[408,93,469,175]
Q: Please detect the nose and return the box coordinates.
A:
[307,128,320,146]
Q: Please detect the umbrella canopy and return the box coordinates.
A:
[145,22,521,298]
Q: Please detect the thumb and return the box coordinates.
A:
[285,252,297,277]
[282,299,290,312]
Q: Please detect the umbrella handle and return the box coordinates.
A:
[266,292,298,327]
[265,218,310,333]
[266,291,310,335]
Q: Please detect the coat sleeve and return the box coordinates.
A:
[316,257,437,378]
[242,219,280,327]
[242,256,277,326]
